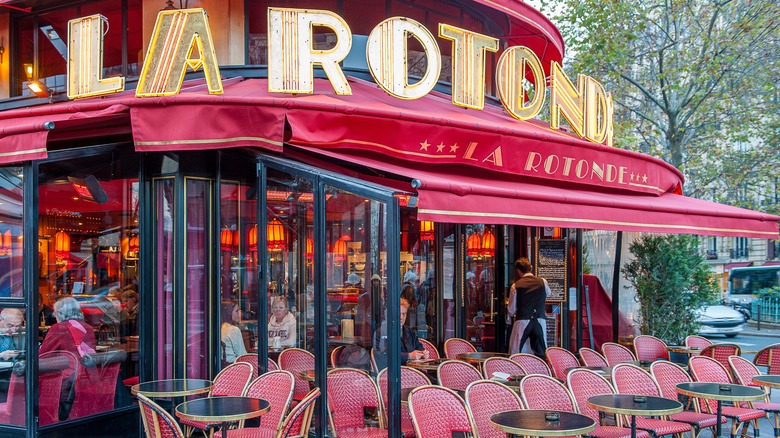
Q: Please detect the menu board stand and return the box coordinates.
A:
[534,238,568,303]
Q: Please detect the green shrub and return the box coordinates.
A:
[622,234,717,345]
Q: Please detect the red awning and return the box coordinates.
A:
[763,261,780,266]
[725,262,753,270]
[292,146,780,239]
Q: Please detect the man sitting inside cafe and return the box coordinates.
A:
[0,308,24,361]
[373,297,428,370]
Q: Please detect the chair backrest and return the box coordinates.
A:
[268,358,279,372]
[728,355,762,388]
[685,335,713,350]
[579,347,608,367]
[465,380,524,438]
[650,360,693,400]
[546,347,581,380]
[243,370,294,432]
[419,338,440,359]
[38,356,71,426]
[211,361,254,397]
[601,342,637,366]
[509,353,552,376]
[137,393,185,438]
[69,350,128,419]
[520,374,576,412]
[330,345,345,368]
[278,348,315,400]
[700,343,741,370]
[689,356,733,413]
[612,363,661,397]
[437,360,482,391]
[443,338,477,359]
[753,343,780,374]
[377,366,431,433]
[327,368,384,436]
[633,335,669,361]
[483,357,525,379]
[235,353,260,378]
[408,385,477,437]
[567,368,617,421]
[278,387,320,438]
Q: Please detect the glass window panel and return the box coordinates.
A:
[399,209,436,346]
[185,178,209,378]
[442,223,456,340]
[265,169,314,353]
[37,150,139,422]
[324,185,387,372]
[155,178,175,379]
[0,167,23,299]
[465,224,497,351]
[0,306,26,427]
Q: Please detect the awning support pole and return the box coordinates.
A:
[612,231,623,342]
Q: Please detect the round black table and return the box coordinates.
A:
[587,394,682,438]
[489,410,596,437]
[131,379,213,398]
[676,382,765,438]
[406,358,448,372]
[753,375,780,389]
[456,352,510,366]
[176,396,270,438]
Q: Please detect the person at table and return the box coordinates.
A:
[507,257,551,355]
[120,288,139,337]
[40,297,97,358]
[373,297,429,370]
[0,308,24,361]
[268,296,297,347]
[221,300,247,364]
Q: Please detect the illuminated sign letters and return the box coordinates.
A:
[67,14,125,99]
[65,7,614,146]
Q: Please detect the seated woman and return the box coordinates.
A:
[40,297,97,359]
[220,300,247,364]
[268,296,296,347]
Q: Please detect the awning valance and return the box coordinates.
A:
[292,146,780,239]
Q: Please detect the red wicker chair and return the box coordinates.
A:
[277,387,320,438]
[650,360,724,438]
[180,361,254,437]
[689,356,765,438]
[330,346,346,368]
[377,366,431,437]
[69,350,128,420]
[633,335,669,362]
[602,342,637,367]
[465,380,523,438]
[419,338,440,359]
[699,343,741,371]
[443,338,476,359]
[567,368,651,438]
[728,355,780,438]
[0,356,69,426]
[327,368,387,437]
[580,347,608,367]
[611,363,692,436]
[437,360,482,391]
[509,353,552,376]
[39,350,79,424]
[753,343,780,374]
[213,370,295,438]
[137,393,186,438]
[408,385,477,437]
[278,348,315,401]
[520,374,576,412]
[267,358,278,372]
[685,335,712,351]
[235,353,259,378]
[482,357,524,380]
[546,347,581,380]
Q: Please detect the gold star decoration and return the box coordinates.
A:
[449,143,459,153]
[420,140,430,151]
[642,174,648,183]
[436,142,445,152]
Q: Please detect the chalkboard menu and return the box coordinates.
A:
[535,238,568,302]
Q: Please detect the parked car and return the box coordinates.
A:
[697,304,746,337]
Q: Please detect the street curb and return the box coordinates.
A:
[741,330,780,338]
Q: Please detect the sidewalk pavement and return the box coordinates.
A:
[743,321,780,337]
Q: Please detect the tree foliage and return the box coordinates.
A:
[622,234,717,344]
[537,0,780,213]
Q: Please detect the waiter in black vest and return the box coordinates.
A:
[507,257,551,354]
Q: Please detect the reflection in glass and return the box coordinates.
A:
[465,224,497,351]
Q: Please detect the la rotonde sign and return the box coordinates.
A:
[67,7,614,149]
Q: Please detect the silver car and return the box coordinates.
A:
[697,304,746,337]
